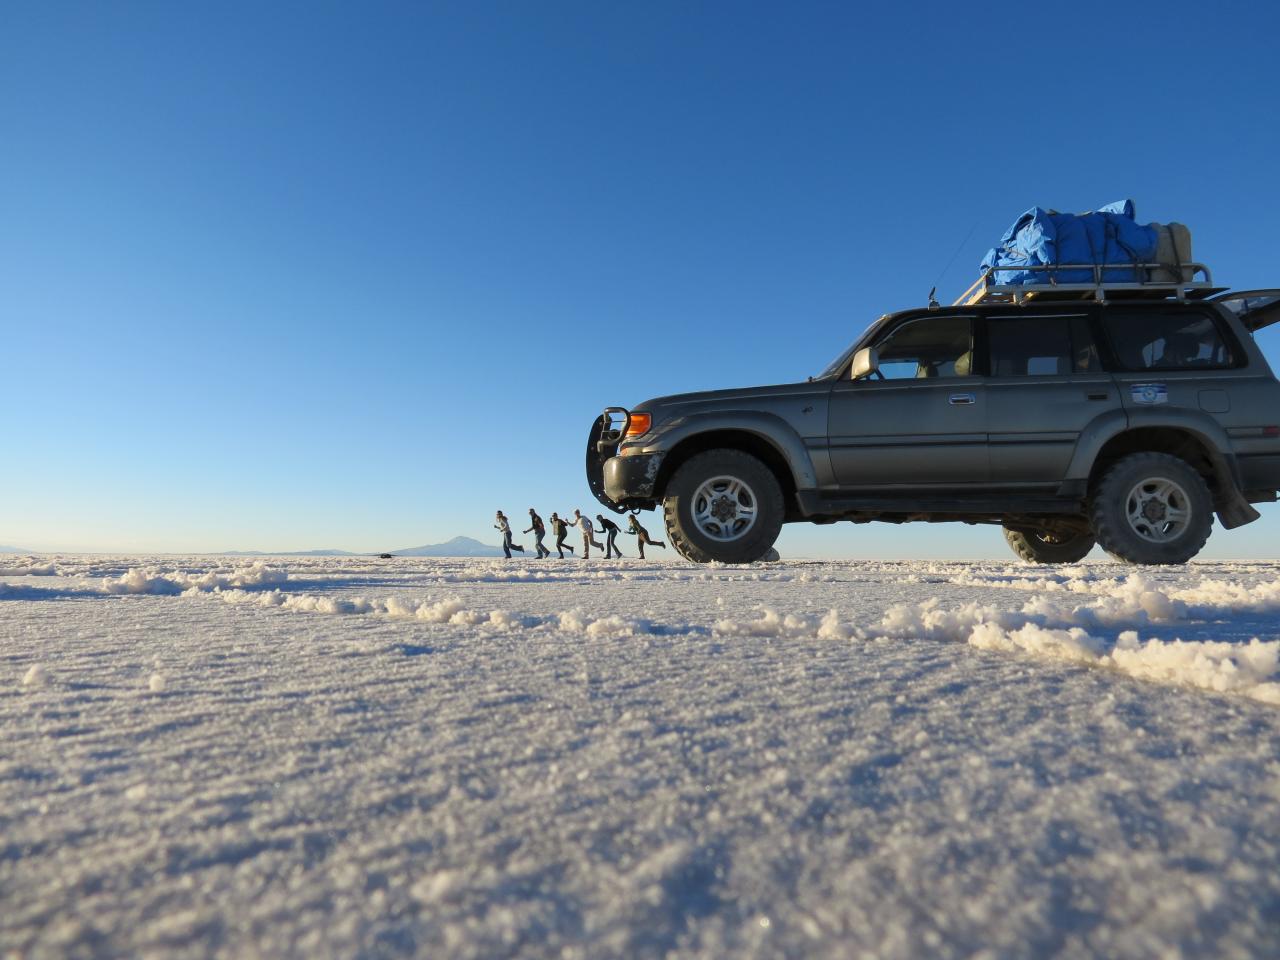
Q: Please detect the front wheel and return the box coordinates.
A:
[1003,526,1096,564]
[663,449,784,564]
[1090,452,1212,564]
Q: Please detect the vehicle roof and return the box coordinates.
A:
[896,296,1228,319]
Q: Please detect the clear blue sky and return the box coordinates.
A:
[5,1,1280,557]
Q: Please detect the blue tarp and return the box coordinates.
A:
[981,200,1158,285]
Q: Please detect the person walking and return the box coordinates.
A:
[596,514,624,559]
[573,509,604,558]
[524,508,551,559]
[493,510,525,559]
[549,512,574,559]
[626,513,667,559]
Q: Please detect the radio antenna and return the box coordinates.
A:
[931,218,980,303]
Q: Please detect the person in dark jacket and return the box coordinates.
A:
[596,514,624,559]
[549,512,574,559]
[626,513,667,559]
[524,508,551,559]
[494,510,525,558]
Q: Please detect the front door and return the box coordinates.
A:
[827,314,988,488]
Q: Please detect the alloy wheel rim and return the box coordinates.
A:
[1124,477,1191,543]
[691,475,758,542]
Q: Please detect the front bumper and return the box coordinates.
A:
[603,452,664,505]
[587,409,663,511]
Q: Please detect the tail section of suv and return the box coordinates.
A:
[587,290,1280,564]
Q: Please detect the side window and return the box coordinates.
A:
[872,316,974,380]
[1072,316,1101,373]
[987,315,1100,376]
[1103,309,1235,371]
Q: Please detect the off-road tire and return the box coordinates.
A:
[663,449,784,564]
[1003,527,1096,564]
[1090,452,1212,564]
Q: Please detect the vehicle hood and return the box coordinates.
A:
[635,381,827,417]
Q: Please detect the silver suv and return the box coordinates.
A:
[587,287,1280,564]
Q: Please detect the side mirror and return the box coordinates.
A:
[850,347,878,380]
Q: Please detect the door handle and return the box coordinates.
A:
[1086,392,1109,401]
[948,393,976,405]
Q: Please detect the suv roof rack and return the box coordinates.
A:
[955,262,1225,307]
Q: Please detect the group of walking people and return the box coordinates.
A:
[494,508,667,560]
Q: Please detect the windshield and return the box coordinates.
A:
[815,317,882,379]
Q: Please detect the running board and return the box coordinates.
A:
[796,490,1084,519]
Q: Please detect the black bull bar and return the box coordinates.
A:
[585,407,631,513]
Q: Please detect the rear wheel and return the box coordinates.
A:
[1090,452,1212,564]
[1003,526,1096,564]
[663,449,784,564]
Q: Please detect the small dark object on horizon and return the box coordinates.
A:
[378,553,393,559]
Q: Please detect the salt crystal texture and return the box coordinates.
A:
[3,553,1280,958]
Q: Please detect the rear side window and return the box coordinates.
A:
[986,315,1099,376]
[1103,309,1236,371]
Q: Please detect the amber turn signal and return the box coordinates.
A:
[625,412,652,436]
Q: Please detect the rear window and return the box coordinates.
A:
[987,315,1099,376]
[1102,309,1236,371]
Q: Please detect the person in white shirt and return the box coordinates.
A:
[572,509,604,558]
[493,510,525,559]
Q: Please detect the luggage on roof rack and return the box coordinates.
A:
[1150,222,1194,283]
[963,200,1223,305]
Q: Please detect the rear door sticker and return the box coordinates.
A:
[1130,383,1169,405]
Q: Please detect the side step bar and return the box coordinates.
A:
[796,491,1085,519]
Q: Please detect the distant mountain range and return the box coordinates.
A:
[216,536,503,558]
[392,536,504,557]
[0,545,31,553]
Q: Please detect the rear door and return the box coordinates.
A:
[1098,303,1243,417]
[827,313,988,487]
[984,311,1119,484]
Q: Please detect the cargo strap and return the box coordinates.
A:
[1166,224,1185,282]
